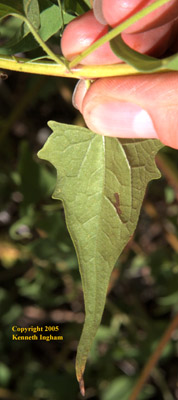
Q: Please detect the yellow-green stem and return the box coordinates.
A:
[0,0,173,79]
[0,55,170,79]
[10,13,66,67]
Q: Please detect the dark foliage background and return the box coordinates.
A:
[1,4,178,399]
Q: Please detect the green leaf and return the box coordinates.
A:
[38,122,163,388]
[102,377,134,400]
[0,17,22,38]
[23,0,40,30]
[110,34,178,72]
[84,0,92,7]
[102,377,155,400]
[0,362,11,386]
[0,0,73,55]
[37,0,62,39]
[0,0,23,19]
[163,53,178,71]
[64,0,90,15]
[0,27,26,56]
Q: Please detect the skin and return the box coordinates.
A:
[61,0,178,149]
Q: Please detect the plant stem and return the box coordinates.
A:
[10,13,66,67]
[0,0,174,78]
[129,313,178,400]
[69,0,172,68]
[0,54,171,79]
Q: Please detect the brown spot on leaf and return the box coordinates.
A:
[113,193,122,216]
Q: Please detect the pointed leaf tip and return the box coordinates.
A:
[79,378,85,397]
[38,122,163,385]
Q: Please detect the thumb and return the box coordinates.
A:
[74,73,178,149]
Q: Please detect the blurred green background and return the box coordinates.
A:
[1,34,178,400]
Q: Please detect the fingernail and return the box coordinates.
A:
[72,80,88,112]
[93,0,107,25]
[86,100,158,138]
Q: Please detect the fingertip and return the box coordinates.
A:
[72,80,89,112]
[93,0,107,25]
[61,10,108,62]
[80,74,178,149]
[83,98,158,139]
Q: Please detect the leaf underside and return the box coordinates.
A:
[110,34,178,72]
[23,0,40,30]
[0,0,23,19]
[0,0,74,55]
[38,122,163,388]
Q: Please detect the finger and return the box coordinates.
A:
[72,80,89,112]
[61,10,175,64]
[99,0,178,33]
[76,73,178,149]
[122,19,174,57]
[61,10,120,65]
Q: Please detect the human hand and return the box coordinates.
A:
[61,0,178,149]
